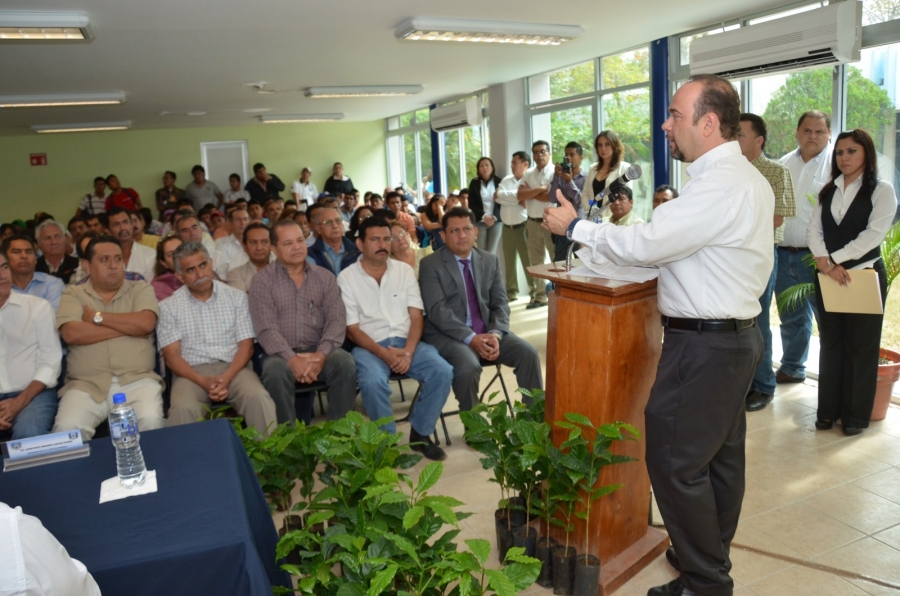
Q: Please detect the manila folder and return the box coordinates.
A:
[817,270,883,314]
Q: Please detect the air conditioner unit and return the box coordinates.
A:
[431,97,483,132]
[690,1,861,80]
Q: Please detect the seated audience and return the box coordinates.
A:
[368,193,385,210]
[210,210,228,240]
[292,167,318,208]
[184,165,224,210]
[107,207,157,281]
[307,207,361,275]
[389,221,432,278]
[294,210,317,247]
[386,191,418,241]
[104,175,141,211]
[245,163,285,204]
[159,242,276,435]
[1,234,64,311]
[323,162,354,197]
[264,197,285,222]
[216,207,251,275]
[338,217,450,460]
[223,173,251,205]
[247,200,264,222]
[67,216,88,244]
[0,250,62,439]
[421,195,446,249]
[151,235,184,301]
[35,220,79,284]
[53,235,164,439]
[76,176,109,218]
[84,213,106,234]
[419,207,543,411]
[608,186,645,226]
[340,191,357,223]
[0,502,101,595]
[249,220,357,425]
[226,222,273,293]
[346,205,373,241]
[652,184,679,210]
[155,171,185,216]
[131,211,159,249]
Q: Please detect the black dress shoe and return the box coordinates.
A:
[842,425,863,437]
[776,370,806,384]
[525,300,547,310]
[410,429,447,461]
[648,577,684,595]
[814,418,834,430]
[745,390,774,412]
[665,546,681,571]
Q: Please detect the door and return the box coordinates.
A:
[201,141,249,192]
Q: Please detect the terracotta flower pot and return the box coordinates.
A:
[873,348,900,421]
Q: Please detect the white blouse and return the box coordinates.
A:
[480,179,496,221]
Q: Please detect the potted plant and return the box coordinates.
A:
[777,219,900,420]
[547,437,582,596]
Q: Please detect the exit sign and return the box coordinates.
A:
[30,153,47,166]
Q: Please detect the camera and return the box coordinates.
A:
[561,159,572,174]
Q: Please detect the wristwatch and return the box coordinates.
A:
[565,218,581,241]
[93,311,103,326]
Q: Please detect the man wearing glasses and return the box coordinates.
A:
[306,207,361,275]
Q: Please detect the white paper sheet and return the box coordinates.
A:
[574,248,659,283]
[99,470,158,504]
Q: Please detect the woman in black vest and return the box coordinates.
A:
[467,157,503,255]
[808,129,898,436]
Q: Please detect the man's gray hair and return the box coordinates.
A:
[172,241,209,274]
[35,219,65,240]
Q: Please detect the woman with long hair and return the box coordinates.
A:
[580,131,631,218]
[151,235,184,302]
[421,194,446,249]
[467,156,503,254]
[347,205,374,240]
[808,128,897,435]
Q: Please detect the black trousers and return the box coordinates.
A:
[646,325,762,596]
[814,260,887,428]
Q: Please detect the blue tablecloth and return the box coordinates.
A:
[0,419,290,595]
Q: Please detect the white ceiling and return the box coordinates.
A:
[0,0,790,136]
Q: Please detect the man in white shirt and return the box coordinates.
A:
[0,502,101,596]
[215,207,251,277]
[495,151,533,301]
[517,140,556,309]
[226,222,275,293]
[291,167,319,208]
[159,242,276,436]
[338,216,450,461]
[775,110,833,384]
[545,74,773,596]
[174,214,225,276]
[107,208,157,282]
[223,173,251,205]
[0,250,62,439]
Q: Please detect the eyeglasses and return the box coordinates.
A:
[320,218,343,227]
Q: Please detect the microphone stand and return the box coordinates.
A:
[564,191,607,272]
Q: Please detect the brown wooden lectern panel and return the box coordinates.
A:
[529,263,669,595]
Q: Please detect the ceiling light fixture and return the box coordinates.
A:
[31,121,131,134]
[0,92,125,108]
[0,11,93,41]
[259,114,345,123]
[394,17,583,46]
[304,86,423,98]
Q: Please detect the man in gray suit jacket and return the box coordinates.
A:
[419,207,543,411]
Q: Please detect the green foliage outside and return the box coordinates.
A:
[761,67,895,158]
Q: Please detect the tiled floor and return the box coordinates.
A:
[286,296,900,595]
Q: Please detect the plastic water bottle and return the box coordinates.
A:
[108,393,147,488]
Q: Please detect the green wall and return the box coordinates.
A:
[0,120,387,223]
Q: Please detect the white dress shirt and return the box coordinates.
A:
[0,502,100,596]
[222,189,250,204]
[572,142,775,319]
[215,234,245,276]
[779,144,833,247]
[338,259,423,343]
[0,294,61,394]
[157,281,256,366]
[495,174,527,226]
[479,179,496,221]
[522,164,556,218]
[807,176,897,269]
[291,181,319,206]
[124,241,157,283]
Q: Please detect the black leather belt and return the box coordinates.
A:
[505,222,526,230]
[528,217,543,223]
[661,316,756,332]
[777,246,809,252]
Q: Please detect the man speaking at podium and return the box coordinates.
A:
[544,74,773,596]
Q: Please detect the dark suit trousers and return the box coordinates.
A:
[814,260,887,428]
[646,326,762,596]
[423,331,543,411]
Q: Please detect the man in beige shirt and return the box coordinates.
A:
[608,187,646,226]
[53,235,164,439]
[226,222,273,293]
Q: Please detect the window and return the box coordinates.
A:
[528,60,595,103]
[601,49,649,89]
[385,109,432,204]
[444,130,462,192]
[862,0,900,25]
[601,87,652,220]
[436,93,490,194]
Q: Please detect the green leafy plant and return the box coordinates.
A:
[555,414,640,556]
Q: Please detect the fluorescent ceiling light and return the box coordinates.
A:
[304,86,423,98]
[0,11,93,41]
[31,121,131,134]
[0,92,125,108]
[395,17,583,45]
[259,114,345,123]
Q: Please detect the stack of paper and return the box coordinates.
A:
[571,248,659,283]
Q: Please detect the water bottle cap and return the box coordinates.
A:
[112,393,127,404]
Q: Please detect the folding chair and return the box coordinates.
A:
[437,361,514,446]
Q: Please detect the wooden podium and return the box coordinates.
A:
[529,263,669,595]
